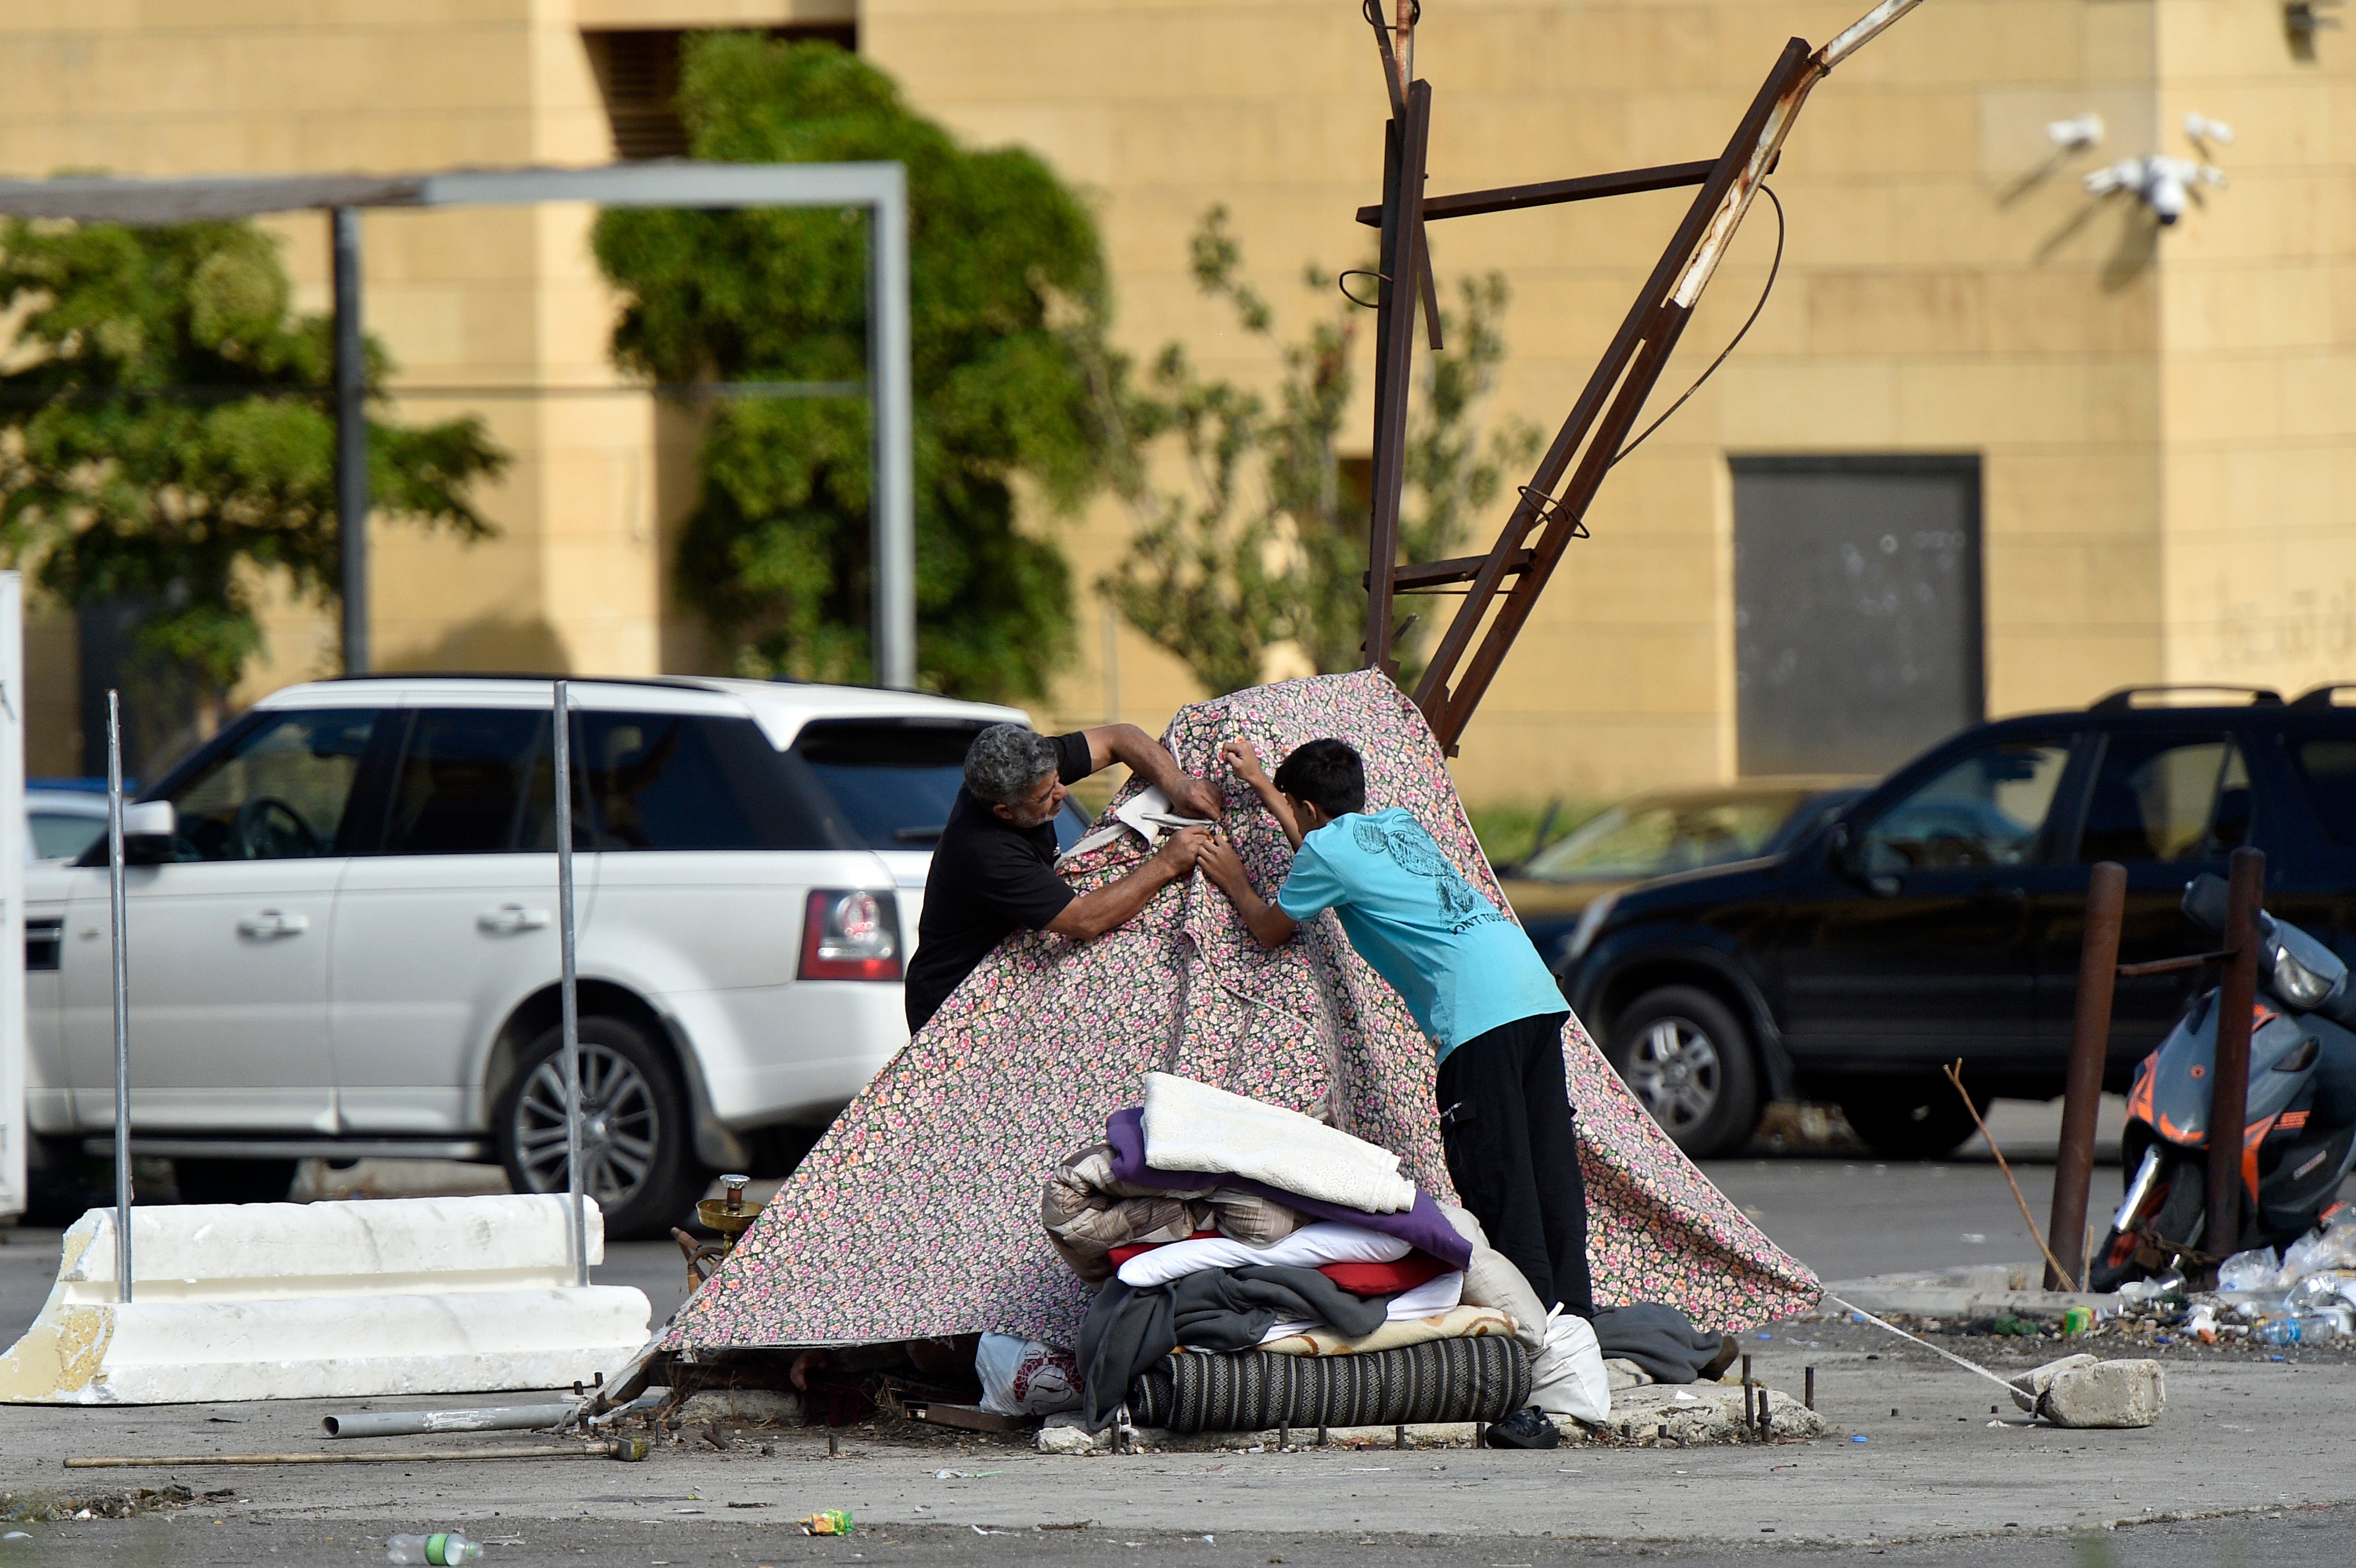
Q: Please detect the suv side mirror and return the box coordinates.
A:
[121,800,176,865]
[1826,818,1899,896]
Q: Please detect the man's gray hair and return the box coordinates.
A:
[964,723,1060,806]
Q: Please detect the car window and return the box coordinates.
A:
[169,709,380,861]
[579,711,837,851]
[792,720,992,849]
[382,709,550,856]
[1855,740,2071,873]
[29,810,104,861]
[2075,733,2246,863]
[2287,735,2356,845]
[1524,796,1806,880]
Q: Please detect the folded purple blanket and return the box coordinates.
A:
[1103,1106,1473,1271]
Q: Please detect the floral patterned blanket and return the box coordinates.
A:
[665,670,1819,1350]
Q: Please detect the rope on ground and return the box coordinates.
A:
[1820,1292,2025,1398]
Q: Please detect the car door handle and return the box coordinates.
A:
[237,908,310,938]
[479,904,552,934]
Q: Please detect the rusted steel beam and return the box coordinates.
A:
[1363,77,1432,675]
[1376,549,1536,593]
[1353,161,1718,227]
[1407,38,1816,744]
[2048,860,2126,1291]
[2205,847,2266,1270]
[1354,0,1926,747]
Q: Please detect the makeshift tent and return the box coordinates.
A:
[667,670,1817,1353]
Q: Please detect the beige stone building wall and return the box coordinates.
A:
[1,0,2349,803]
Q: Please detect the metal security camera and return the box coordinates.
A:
[2085,155,2226,225]
[2047,114,2104,151]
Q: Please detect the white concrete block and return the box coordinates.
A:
[2038,1359,2165,1428]
[0,1197,648,1405]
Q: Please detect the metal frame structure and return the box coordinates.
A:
[1354,0,1927,751]
[0,162,917,690]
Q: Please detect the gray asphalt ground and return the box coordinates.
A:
[19,1094,2356,1562]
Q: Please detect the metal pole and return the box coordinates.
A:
[2047,860,2126,1290]
[332,207,370,675]
[866,174,916,691]
[553,682,587,1288]
[106,690,131,1302]
[2205,846,2265,1269]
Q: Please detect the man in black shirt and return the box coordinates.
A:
[905,723,1221,1033]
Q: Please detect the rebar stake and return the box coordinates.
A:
[1804,1366,1816,1411]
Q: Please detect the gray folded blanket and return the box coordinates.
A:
[1591,1302,1731,1385]
[1075,1264,1391,1430]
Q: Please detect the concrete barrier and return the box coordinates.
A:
[0,1194,650,1405]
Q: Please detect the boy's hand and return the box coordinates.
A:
[1196,830,1248,893]
[1219,739,1270,786]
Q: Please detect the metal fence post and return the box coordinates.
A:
[553,681,587,1288]
[332,207,370,675]
[2047,860,2125,1289]
[106,690,131,1302]
[2205,846,2266,1270]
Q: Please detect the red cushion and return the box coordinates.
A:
[1106,1229,1221,1267]
[1318,1251,1448,1296]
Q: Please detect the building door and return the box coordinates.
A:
[1733,457,1984,776]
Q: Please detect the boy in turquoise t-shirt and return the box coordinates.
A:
[1197,738,1595,1351]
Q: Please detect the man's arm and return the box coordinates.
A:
[1217,740,1301,849]
[1046,826,1210,939]
[1196,831,1299,948]
[1081,723,1223,822]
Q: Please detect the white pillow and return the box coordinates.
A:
[1383,1270,1464,1319]
[1115,1220,1411,1287]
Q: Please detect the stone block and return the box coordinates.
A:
[2038,1359,2166,1429]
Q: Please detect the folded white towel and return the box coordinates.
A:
[1140,1072,1418,1215]
[1116,1220,1410,1288]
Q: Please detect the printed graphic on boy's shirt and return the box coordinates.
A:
[1353,815,1501,933]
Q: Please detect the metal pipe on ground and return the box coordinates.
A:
[67,1438,650,1468]
[322,1404,573,1439]
[2048,860,2126,1289]
[2205,846,2266,1269]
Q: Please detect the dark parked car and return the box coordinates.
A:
[1556,686,2356,1159]
[1503,777,1868,951]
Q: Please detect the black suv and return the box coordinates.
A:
[1550,687,2356,1159]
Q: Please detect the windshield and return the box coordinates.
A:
[1522,794,1811,880]
[793,719,1091,851]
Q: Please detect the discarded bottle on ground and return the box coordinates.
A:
[2253,1311,2351,1347]
[386,1533,483,1565]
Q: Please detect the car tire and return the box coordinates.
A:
[173,1157,298,1205]
[1605,985,1762,1158]
[1838,1077,1987,1160]
[495,1015,707,1242]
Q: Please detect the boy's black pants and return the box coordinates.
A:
[1434,1011,1595,1318]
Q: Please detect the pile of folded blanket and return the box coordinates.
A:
[1043,1073,1612,1435]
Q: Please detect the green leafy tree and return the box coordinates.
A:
[594,35,1116,700]
[0,218,505,710]
[1101,208,1539,695]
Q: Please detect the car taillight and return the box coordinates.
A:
[799,889,902,981]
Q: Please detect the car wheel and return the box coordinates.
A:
[495,1016,706,1242]
[173,1157,298,1205]
[1838,1077,1987,1159]
[1605,985,1762,1158]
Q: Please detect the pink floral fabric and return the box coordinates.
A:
[666,670,1818,1351]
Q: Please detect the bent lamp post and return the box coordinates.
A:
[0,161,918,691]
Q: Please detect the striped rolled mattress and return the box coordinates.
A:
[1128,1336,1530,1433]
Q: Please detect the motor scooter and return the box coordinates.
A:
[2090,873,2356,1290]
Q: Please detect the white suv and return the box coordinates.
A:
[21,675,1084,1237]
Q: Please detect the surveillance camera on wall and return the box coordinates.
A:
[2084,155,2227,225]
[2285,0,2344,39]
[2183,113,2235,152]
[2047,113,2104,151]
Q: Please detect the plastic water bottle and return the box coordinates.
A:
[2253,1311,2350,1347]
[386,1533,483,1565]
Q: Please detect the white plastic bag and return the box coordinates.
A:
[2281,1222,2356,1282]
[1527,1313,1611,1427]
[974,1333,1083,1417]
[2215,1246,2281,1293]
